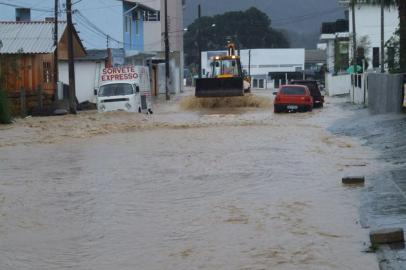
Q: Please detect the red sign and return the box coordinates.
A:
[101,66,138,81]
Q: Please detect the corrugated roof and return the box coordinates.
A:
[0,21,67,54]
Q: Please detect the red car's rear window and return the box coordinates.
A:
[280,86,306,95]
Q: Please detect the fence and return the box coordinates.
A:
[350,74,367,105]
[7,87,53,117]
[325,73,351,96]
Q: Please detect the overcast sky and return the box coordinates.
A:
[0,0,345,50]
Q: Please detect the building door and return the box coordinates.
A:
[151,64,158,96]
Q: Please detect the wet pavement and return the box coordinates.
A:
[331,105,406,270]
[0,93,381,269]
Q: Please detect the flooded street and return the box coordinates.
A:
[0,94,380,269]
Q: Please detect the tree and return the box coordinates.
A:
[354,0,406,72]
[184,7,290,68]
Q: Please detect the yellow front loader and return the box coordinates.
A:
[195,42,251,97]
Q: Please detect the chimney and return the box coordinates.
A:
[16,8,31,22]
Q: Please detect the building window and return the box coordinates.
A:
[135,20,139,35]
[43,62,51,83]
[253,79,258,88]
[373,47,380,68]
[259,79,264,89]
[125,15,131,33]
[145,11,160,21]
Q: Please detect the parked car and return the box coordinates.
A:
[273,85,313,113]
[290,80,324,108]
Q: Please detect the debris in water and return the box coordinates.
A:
[342,176,365,185]
[180,94,272,110]
[370,228,405,245]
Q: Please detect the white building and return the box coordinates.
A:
[201,49,305,89]
[340,0,399,71]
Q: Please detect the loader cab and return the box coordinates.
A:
[210,56,242,79]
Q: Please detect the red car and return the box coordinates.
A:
[273,85,314,113]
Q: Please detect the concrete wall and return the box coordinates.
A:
[143,21,161,52]
[59,61,104,103]
[160,0,183,52]
[325,73,351,96]
[368,73,404,114]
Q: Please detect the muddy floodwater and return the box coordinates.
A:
[0,96,380,269]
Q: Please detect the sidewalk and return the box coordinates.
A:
[330,106,406,270]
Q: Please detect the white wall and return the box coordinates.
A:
[349,4,398,69]
[59,61,105,103]
[325,73,351,96]
[144,21,161,52]
[201,48,305,77]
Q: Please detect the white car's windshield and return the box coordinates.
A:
[99,83,133,97]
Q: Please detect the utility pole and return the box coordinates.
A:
[107,35,110,49]
[248,49,251,77]
[197,4,201,78]
[53,0,59,99]
[380,0,385,73]
[66,0,77,114]
[164,0,170,100]
[351,0,357,103]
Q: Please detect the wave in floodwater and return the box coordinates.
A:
[180,94,273,110]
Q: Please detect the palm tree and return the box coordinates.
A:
[353,0,406,72]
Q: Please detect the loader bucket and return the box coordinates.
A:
[195,77,244,97]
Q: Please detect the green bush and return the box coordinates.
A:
[0,90,12,124]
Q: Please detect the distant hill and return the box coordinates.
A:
[184,0,346,48]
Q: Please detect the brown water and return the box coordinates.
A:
[0,97,379,270]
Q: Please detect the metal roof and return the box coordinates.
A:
[120,0,158,12]
[0,21,67,54]
[77,49,108,61]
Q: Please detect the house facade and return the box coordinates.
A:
[0,19,86,113]
[319,19,350,75]
[339,0,399,71]
[121,0,185,95]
